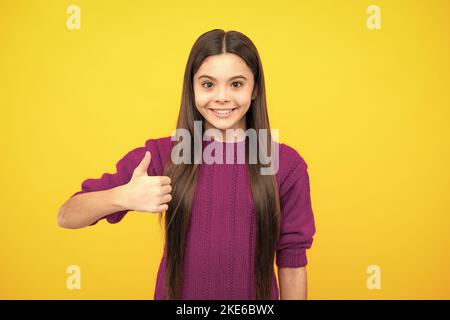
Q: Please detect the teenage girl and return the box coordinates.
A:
[58,29,316,300]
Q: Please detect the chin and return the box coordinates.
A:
[207,119,236,130]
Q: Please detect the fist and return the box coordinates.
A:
[119,151,172,213]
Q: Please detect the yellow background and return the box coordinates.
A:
[1,0,449,299]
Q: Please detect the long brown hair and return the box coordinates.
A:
[160,29,281,300]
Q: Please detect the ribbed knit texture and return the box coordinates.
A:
[72,136,316,300]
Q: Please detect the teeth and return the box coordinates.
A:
[212,109,233,115]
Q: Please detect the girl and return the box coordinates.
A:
[57,29,316,300]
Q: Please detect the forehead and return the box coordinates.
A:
[195,53,253,80]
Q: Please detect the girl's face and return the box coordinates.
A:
[193,53,256,138]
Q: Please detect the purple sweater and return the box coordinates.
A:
[72,136,316,300]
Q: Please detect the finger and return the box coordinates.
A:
[133,151,151,177]
[158,204,169,212]
[160,194,172,204]
[158,176,172,186]
[160,184,172,195]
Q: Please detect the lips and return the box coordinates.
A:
[208,108,237,118]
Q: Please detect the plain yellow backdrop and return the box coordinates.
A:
[0,0,449,299]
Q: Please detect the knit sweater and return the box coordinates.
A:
[71,136,316,300]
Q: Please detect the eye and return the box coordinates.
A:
[232,81,242,88]
[201,82,214,88]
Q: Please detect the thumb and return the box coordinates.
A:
[132,151,151,177]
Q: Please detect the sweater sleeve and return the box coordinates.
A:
[70,139,161,226]
[276,149,316,268]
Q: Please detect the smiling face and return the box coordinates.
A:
[193,53,256,141]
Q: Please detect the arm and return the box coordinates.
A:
[57,186,126,229]
[57,150,172,229]
[278,266,308,300]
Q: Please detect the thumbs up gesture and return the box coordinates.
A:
[117,151,172,213]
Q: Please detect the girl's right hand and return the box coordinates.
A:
[116,151,172,213]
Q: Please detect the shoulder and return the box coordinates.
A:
[144,135,173,175]
[118,136,173,176]
[144,135,173,157]
[276,142,309,191]
[278,142,308,170]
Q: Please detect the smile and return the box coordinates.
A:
[209,108,237,118]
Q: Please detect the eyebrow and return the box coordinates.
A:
[197,74,248,81]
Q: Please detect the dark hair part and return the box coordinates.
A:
[160,29,281,300]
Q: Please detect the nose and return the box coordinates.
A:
[215,97,230,103]
[214,86,230,103]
